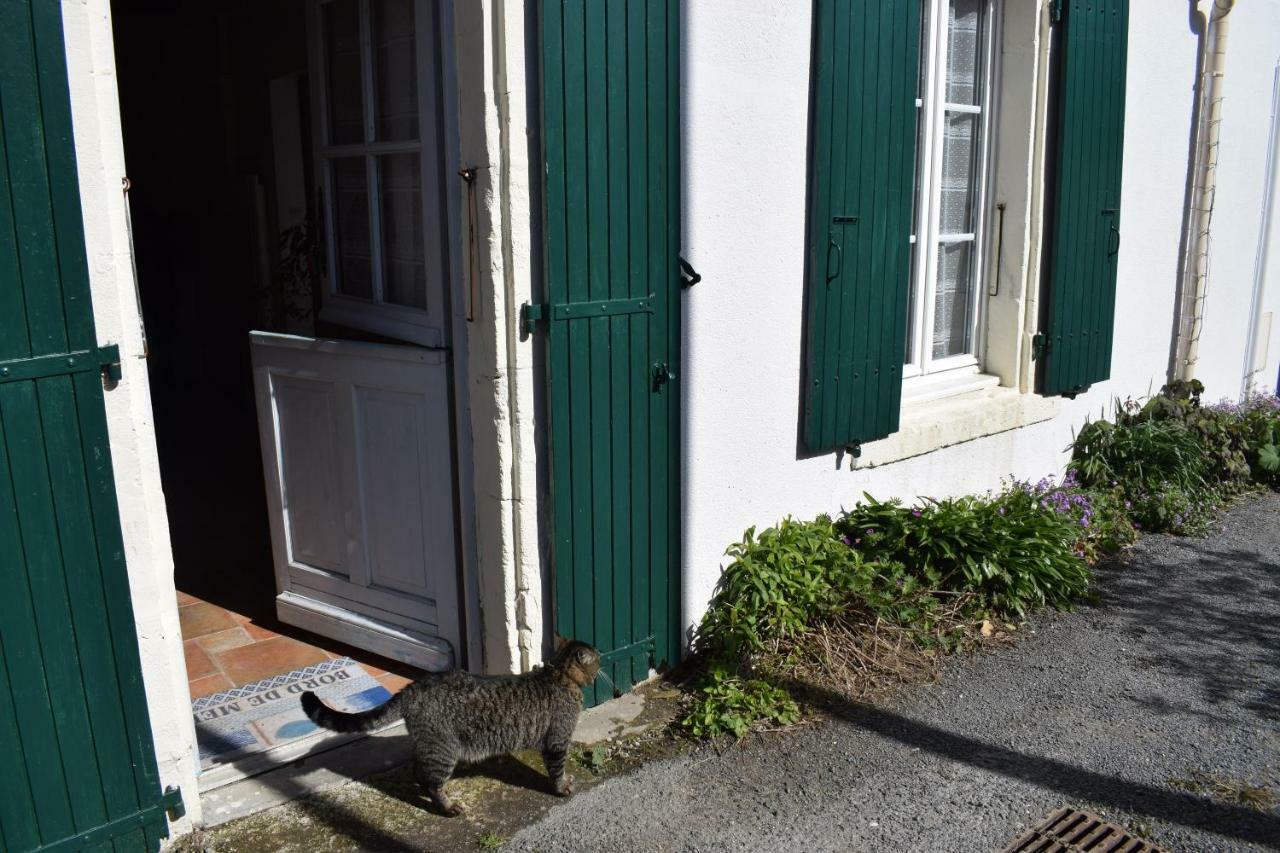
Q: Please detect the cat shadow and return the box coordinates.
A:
[365,751,556,818]
[455,753,554,793]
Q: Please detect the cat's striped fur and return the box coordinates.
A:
[301,640,600,815]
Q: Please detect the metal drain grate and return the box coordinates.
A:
[999,806,1166,853]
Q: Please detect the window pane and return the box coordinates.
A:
[332,158,373,299]
[373,0,418,141]
[946,0,983,105]
[939,111,977,234]
[379,154,427,309]
[324,0,364,145]
[933,241,975,359]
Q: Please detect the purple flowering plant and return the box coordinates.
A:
[1006,472,1136,560]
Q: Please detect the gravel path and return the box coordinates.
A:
[512,494,1280,852]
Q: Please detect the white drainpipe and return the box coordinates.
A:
[1241,60,1280,397]
[1175,0,1236,383]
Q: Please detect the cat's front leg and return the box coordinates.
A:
[542,744,573,796]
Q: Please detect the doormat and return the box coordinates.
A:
[999,806,1167,853]
[191,657,390,770]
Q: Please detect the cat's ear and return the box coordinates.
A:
[552,634,569,654]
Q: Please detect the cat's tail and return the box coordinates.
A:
[301,690,404,734]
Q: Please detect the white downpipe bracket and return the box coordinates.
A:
[1176,0,1236,383]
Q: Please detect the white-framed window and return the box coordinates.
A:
[904,0,998,379]
[307,0,450,347]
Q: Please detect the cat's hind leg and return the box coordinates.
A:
[413,743,463,816]
[541,742,573,797]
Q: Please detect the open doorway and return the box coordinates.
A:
[111,0,467,786]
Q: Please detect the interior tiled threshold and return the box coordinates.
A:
[178,591,418,793]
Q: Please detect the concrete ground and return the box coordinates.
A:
[174,494,1280,852]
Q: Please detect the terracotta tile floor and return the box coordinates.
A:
[178,591,418,701]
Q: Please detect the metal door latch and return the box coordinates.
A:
[651,362,674,390]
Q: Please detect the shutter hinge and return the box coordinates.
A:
[1031,332,1048,361]
[521,302,546,336]
[522,296,654,336]
[1049,0,1063,22]
[100,343,123,383]
[162,785,186,820]
[0,344,121,385]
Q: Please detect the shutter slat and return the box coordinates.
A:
[804,0,921,453]
[839,2,867,444]
[1041,0,1128,396]
[820,0,854,450]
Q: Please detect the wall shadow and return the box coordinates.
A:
[785,680,1280,848]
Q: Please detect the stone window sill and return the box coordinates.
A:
[854,380,1061,469]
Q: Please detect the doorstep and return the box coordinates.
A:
[177,590,419,799]
[198,719,413,826]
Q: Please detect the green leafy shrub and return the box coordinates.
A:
[681,668,799,739]
[685,516,950,738]
[1068,410,1215,533]
[1067,382,1280,532]
[835,491,1091,616]
[694,516,940,664]
[694,516,865,663]
[1206,393,1280,487]
[1132,380,1252,487]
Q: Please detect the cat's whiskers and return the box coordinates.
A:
[593,668,623,699]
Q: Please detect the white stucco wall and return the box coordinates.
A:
[678,0,1280,635]
[61,0,200,832]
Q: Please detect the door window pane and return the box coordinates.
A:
[946,0,983,105]
[332,158,373,299]
[324,0,364,145]
[933,241,975,359]
[379,154,427,309]
[373,0,418,142]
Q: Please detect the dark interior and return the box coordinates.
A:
[111,1,311,618]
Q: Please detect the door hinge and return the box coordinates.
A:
[1049,0,1064,22]
[1031,332,1048,361]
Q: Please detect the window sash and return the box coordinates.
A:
[906,0,997,377]
[308,0,449,347]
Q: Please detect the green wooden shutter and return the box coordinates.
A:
[0,1,182,850]
[1040,0,1129,397]
[538,0,682,707]
[803,0,922,454]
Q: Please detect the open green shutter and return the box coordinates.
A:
[803,0,921,454]
[0,1,181,849]
[1040,0,1129,397]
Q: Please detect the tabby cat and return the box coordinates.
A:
[301,640,601,816]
